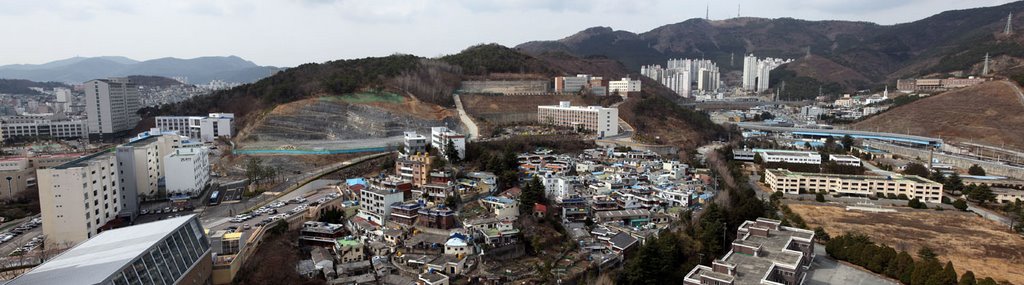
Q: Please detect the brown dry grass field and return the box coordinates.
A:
[852,81,1024,150]
[788,203,1024,284]
[460,94,611,115]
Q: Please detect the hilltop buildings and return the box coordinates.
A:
[154,113,234,142]
[0,115,88,141]
[84,78,141,139]
[430,127,466,160]
[896,77,987,92]
[8,215,212,285]
[537,101,619,137]
[554,74,607,95]
[742,55,791,93]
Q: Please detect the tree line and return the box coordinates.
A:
[826,233,1004,285]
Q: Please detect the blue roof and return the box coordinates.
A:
[483,196,516,204]
[346,178,367,186]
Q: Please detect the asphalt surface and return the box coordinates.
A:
[806,244,899,285]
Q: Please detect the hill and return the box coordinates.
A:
[0,79,69,95]
[517,2,1024,91]
[851,81,1024,150]
[124,75,185,87]
[0,56,280,84]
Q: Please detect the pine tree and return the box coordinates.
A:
[942,262,958,285]
[958,271,976,285]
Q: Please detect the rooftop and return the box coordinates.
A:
[9,215,199,285]
[767,168,940,185]
[52,150,114,170]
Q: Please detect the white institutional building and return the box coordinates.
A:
[164,147,210,199]
[765,169,943,203]
[742,54,792,93]
[537,101,619,137]
[84,78,141,138]
[608,78,641,96]
[154,113,234,143]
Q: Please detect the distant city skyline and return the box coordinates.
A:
[0,0,1014,67]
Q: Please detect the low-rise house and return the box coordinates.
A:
[416,206,457,230]
[480,196,519,221]
[335,237,366,264]
[300,221,347,246]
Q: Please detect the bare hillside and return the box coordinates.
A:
[852,81,1024,150]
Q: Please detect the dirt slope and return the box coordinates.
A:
[852,81,1024,150]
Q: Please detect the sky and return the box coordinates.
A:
[0,0,1015,67]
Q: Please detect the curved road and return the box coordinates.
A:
[453,94,480,140]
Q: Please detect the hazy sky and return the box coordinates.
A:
[0,0,1014,67]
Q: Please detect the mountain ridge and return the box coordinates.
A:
[0,55,280,84]
[517,1,1024,90]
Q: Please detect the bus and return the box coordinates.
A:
[209,190,221,206]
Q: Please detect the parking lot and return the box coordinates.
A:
[0,217,42,257]
[199,179,345,237]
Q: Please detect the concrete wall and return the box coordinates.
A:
[595,140,679,157]
[476,113,536,124]
[866,142,1024,179]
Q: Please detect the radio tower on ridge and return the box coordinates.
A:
[1006,13,1013,35]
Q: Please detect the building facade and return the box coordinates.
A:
[765,168,943,202]
[154,113,234,142]
[0,116,88,141]
[396,153,433,187]
[357,188,405,225]
[608,78,641,95]
[430,127,466,160]
[537,101,619,137]
[10,215,212,285]
[683,218,815,285]
[0,157,33,201]
[84,78,141,138]
[116,133,184,204]
[164,147,210,199]
[37,151,123,246]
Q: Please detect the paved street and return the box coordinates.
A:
[806,245,899,285]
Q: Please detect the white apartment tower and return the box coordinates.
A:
[641,58,718,97]
[84,78,141,138]
[537,101,619,137]
[742,54,792,93]
[115,131,184,212]
[164,147,210,199]
[37,151,123,246]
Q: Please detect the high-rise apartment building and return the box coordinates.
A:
[742,54,792,93]
[116,130,186,216]
[641,58,717,97]
[84,78,141,139]
[430,127,466,160]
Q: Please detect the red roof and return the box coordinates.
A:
[534,203,548,213]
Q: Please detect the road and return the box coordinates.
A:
[453,94,480,140]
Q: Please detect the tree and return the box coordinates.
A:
[941,261,958,285]
[953,199,969,211]
[908,198,926,209]
[967,185,995,204]
[815,192,826,203]
[978,277,998,285]
[917,246,938,261]
[753,152,764,165]
[519,176,545,214]
[444,139,461,164]
[444,190,462,209]
[968,164,986,176]
[959,271,977,285]
[813,226,831,242]
[946,172,964,192]
[903,162,931,177]
[841,135,855,152]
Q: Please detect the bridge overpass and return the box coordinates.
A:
[735,122,943,148]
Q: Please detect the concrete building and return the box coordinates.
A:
[84,78,141,139]
[116,131,185,204]
[896,77,987,92]
[742,55,791,93]
[458,80,549,95]
[828,154,862,167]
[396,153,433,187]
[430,127,466,160]
[683,218,815,285]
[403,131,428,155]
[765,168,943,202]
[154,113,234,143]
[608,78,641,96]
[537,101,619,137]
[0,157,33,200]
[0,115,88,141]
[8,215,212,285]
[554,75,590,93]
[755,149,822,165]
[357,187,405,226]
[37,151,123,246]
[164,147,210,199]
